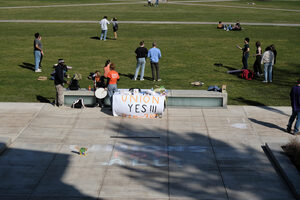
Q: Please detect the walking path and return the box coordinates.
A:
[1,19,300,27]
[0,103,297,199]
[0,0,299,13]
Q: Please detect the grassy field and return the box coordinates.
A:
[0,0,299,105]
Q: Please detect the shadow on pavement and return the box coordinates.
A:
[0,142,100,200]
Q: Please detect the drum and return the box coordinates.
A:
[95,88,107,99]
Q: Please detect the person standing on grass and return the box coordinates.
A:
[261,46,274,83]
[270,44,277,80]
[54,59,68,107]
[133,41,148,81]
[287,79,300,135]
[99,16,110,41]
[253,41,262,77]
[148,42,162,81]
[33,32,43,72]
[111,17,118,40]
[106,63,120,106]
[237,37,250,69]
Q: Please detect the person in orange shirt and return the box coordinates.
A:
[103,59,111,78]
[106,63,120,106]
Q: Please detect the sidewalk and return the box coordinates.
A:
[0,103,297,200]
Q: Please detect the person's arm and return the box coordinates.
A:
[271,52,274,65]
[236,45,242,50]
[261,52,265,64]
[158,49,161,59]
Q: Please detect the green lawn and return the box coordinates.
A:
[0,0,299,105]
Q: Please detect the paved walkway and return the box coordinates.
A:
[1,19,300,27]
[0,103,297,200]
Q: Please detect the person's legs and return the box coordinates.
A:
[34,50,41,71]
[287,111,297,132]
[264,63,268,82]
[151,62,156,80]
[133,59,141,80]
[294,111,300,133]
[140,58,146,80]
[268,63,273,82]
[103,30,107,41]
[155,63,160,80]
[55,84,64,106]
[100,30,105,40]
[114,31,117,39]
[243,54,249,69]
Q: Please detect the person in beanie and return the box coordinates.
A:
[287,79,300,135]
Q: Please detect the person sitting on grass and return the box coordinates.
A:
[106,63,120,107]
[217,21,224,29]
[232,21,242,31]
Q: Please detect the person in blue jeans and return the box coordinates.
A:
[148,42,162,81]
[133,41,148,81]
[33,32,43,72]
[287,79,300,135]
[99,16,110,41]
[261,46,274,83]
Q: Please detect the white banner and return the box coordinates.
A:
[112,93,165,118]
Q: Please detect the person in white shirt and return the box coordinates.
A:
[261,46,274,83]
[99,16,110,41]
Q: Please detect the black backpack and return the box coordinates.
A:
[71,98,85,109]
[69,79,80,90]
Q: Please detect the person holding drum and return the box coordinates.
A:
[93,71,106,108]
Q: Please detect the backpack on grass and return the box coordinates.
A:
[241,69,254,80]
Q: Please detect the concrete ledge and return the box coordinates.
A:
[0,137,11,155]
[63,89,96,106]
[167,90,227,108]
[266,143,300,200]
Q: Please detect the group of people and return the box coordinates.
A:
[217,21,242,31]
[133,41,162,81]
[236,37,277,83]
[99,16,118,41]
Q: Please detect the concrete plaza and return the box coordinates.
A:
[0,103,298,200]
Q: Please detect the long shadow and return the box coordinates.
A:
[36,95,54,104]
[249,118,288,132]
[0,142,100,199]
[234,97,290,116]
[90,36,100,40]
[102,119,294,199]
[19,62,35,71]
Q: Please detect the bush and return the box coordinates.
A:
[284,138,300,170]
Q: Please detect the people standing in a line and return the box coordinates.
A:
[148,42,162,81]
[111,17,118,40]
[33,32,44,72]
[133,41,148,81]
[106,63,120,106]
[287,79,300,135]
[261,46,274,83]
[253,41,262,77]
[54,59,68,107]
[237,37,250,69]
[99,16,110,41]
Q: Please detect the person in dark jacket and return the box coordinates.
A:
[54,59,68,107]
[133,41,148,81]
[287,79,300,134]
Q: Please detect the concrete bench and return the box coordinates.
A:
[63,89,96,106]
[167,90,227,108]
[63,89,227,108]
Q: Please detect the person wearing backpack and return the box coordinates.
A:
[54,59,69,107]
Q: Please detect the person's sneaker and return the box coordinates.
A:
[262,80,267,83]
[132,78,137,81]
[157,79,162,81]
[269,80,272,83]
[35,69,42,73]
[153,80,156,82]
[140,78,144,81]
[286,127,291,133]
